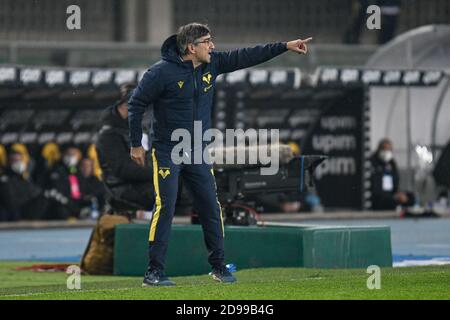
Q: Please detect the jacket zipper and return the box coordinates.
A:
[192,69,199,149]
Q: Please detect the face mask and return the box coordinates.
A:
[379,150,393,163]
[64,155,79,168]
[11,161,26,174]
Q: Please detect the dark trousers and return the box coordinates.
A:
[148,147,225,272]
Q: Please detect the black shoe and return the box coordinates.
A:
[211,265,237,283]
[142,269,175,287]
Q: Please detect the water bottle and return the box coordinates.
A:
[226,263,237,273]
[90,198,99,220]
[305,192,323,212]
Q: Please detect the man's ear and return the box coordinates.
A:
[187,43,196,55]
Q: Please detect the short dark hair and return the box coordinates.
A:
[176,22,211,55]
[118,83,136,105]
[377,138,393,151]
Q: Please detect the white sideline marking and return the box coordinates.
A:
[0,276,330,297]
[0,287,136,298]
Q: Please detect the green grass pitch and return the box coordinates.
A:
[0,261,449,300]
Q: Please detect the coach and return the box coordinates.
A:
[128,22,312,286]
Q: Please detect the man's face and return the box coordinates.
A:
[63,147,81,168]
[378,141,394,163]
[192,34,215,63]
[119,104,128,119]
[380,142,393,152]
[9,153,27,174]
[81,158,93,177]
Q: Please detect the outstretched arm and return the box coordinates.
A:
[213,37,312,74]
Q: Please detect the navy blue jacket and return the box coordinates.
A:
[128,34,288,150]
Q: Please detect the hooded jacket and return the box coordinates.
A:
[128,34,288,150]
[96,103,153,188]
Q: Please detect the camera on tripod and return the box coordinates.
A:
[191,144,327,225]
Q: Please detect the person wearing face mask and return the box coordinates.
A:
[370,138,415,210]
[0,150,48,221]
[44,145,84,219]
